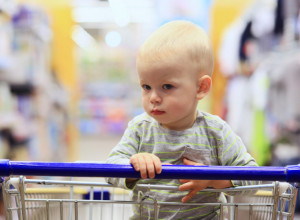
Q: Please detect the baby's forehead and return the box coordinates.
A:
[137,48,191,64]
[138,57,198,81]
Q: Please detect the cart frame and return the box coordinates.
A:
[0,160,299,220]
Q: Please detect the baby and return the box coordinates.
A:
[106,20,258,219]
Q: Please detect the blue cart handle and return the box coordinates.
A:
[0,160,299,182]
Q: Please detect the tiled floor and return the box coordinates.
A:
[78,135,120,162]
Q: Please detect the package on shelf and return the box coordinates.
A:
[0,3,69,162]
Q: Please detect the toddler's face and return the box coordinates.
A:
[137,55,199,130]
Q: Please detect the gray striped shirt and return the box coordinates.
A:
[106,111,258,219]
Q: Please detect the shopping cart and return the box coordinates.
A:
[0,160,299,220]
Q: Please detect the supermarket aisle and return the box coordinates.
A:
[77,134,120,183]
[78,135,120,162]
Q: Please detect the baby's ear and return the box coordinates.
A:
[196,75,211,100]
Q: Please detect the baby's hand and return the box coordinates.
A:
[130,153,162,179]
[179,158,233,202]
[179,158,211,202]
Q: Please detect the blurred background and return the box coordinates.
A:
[0,0,300,214]
[1,0,300,168]
[2,0,300,165]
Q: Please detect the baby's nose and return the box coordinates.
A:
[150,91,162,104]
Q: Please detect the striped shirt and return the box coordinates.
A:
[106,111,258,219]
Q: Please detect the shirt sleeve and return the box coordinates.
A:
[217,121,261,188]
[105,120,141,189]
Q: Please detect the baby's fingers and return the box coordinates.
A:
[130,154,148,178]
[130,153,162,179]
[130,155,141,172]
[179,181,193,191]
[145,154,162,178]
[182,190,198,203]
[144,155,156,178]
[179,179,189,184]
[151,154,162,175]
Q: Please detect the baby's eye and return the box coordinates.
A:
[142,84,151,90]
[162,84,173,90]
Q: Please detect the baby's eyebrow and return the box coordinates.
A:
[140,82,149,85]
[163,79,179,85]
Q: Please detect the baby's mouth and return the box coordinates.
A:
[151,109,165,115]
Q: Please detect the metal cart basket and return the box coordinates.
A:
[0,160,299,220]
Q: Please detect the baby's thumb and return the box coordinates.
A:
[183,158,197,165]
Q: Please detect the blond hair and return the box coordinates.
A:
[137,20,214,76]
